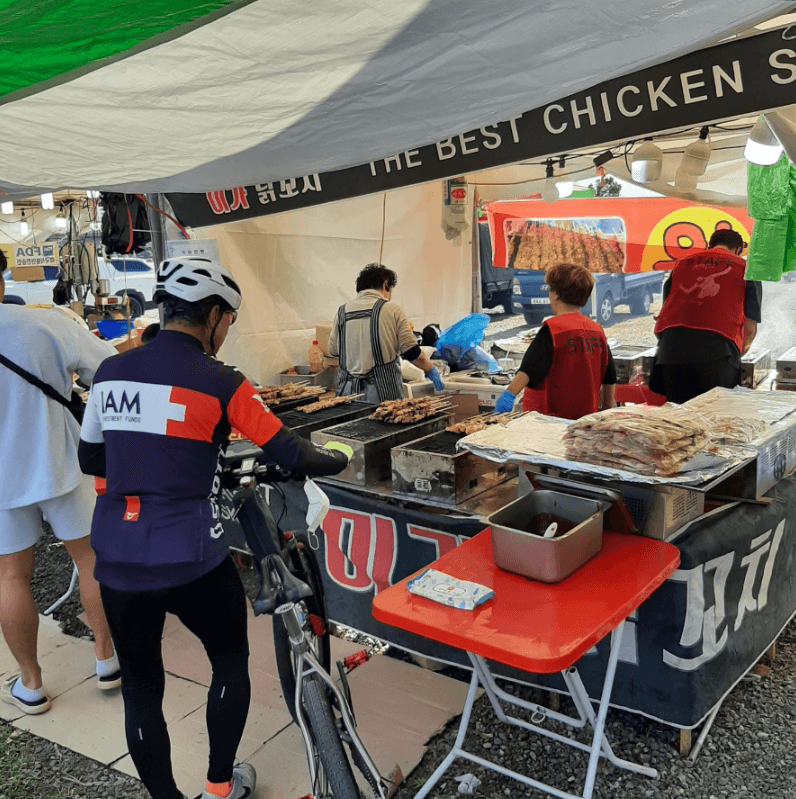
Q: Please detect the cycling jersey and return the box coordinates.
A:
[79,330,346,591]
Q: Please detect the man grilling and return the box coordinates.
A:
[329,263,444,403]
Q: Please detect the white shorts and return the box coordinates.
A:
[0,477,96,556]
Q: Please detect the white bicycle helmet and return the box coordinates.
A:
[154,257,242,310]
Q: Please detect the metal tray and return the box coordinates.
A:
[611,345,650,384]
[488,489,605,583]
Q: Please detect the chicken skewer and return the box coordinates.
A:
[296,394,366,414]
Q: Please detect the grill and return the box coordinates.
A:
[275,401,376,440]
[392,429,516,508]
[269,393,325,414]
[741,348,772,388]
[409,430,463,456]
[311,413,451,486]
[611,345,650,384]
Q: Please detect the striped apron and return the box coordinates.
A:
[336,298,404,403]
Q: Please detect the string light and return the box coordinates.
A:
[675,127,711,194]
[20,209,29,236]
[55,213,67,229]
[541,160,559,204]
[631,139,663,183]
[40,192,54,210]
[744,116,783,166]
[1,201,12,215]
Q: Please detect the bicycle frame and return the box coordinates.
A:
[276,601,387,799]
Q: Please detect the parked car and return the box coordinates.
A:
[2,256,156,317]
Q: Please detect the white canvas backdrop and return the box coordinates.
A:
[198,182,472,385]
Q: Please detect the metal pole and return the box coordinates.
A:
[471,188,481,313]
[145,193,166,268]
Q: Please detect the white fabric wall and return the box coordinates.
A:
[197,182,472,385]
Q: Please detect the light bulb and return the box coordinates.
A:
[41,192,54,210]
[675,127,711,193]
[86,190,100,199]
[631,139,663,183]
[20,219,29,236]
[541,161,559,204]
[55,214,67,229]
[1,201,12,215]
[744,117,783,166]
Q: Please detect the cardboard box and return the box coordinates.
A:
[316,324,333,357]
[10,265,45,282]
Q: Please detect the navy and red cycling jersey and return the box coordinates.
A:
[78,330,346,592]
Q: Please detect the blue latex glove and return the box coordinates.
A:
[494,389,516,415]
[427,366,445,391]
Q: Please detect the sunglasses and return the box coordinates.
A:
[225,310,238,325]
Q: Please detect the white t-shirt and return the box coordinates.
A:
[0,305,116,509]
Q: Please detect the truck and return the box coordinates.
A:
[478,221,515,314]
[511,268,664,326]
[487,196,755,327]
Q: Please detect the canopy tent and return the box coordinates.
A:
[3,3,796,384]
[0,0,792,201]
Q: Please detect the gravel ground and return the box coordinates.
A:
[10,524,796,799]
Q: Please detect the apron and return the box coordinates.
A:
[336,298,404,402]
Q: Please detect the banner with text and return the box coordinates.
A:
[168,27,796,228]
[219,474,796,729]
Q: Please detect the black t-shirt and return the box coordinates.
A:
[656,277,763,366]
[518,324,617,388]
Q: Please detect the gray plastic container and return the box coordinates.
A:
[488,489,605,583]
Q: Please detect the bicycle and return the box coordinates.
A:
[223,447,388,799]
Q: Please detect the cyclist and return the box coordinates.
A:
[78,257,349,799]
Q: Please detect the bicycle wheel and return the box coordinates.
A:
[302,675,361,799]
[273,534,331,719]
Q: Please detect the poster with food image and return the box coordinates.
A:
[505,217,626,273]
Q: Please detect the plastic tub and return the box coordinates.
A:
[488,490,605,583]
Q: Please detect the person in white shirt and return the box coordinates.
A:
[329,263,444,402]
[0,264,120,714]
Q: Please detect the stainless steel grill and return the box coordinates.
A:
[409,430,463,456]
[311,413,451,486]
[330,414,448,442]
[392,429,516,507]
[275,401,376,439]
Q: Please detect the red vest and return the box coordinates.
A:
[654,248,747,352]
[523,313,609,420]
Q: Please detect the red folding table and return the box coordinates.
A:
[372,529,680,799]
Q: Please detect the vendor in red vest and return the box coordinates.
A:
[651,229,762,404]
[494,262,617,419]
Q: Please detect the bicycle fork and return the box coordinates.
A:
[275,602,387,799]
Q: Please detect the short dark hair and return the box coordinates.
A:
[709,228,745,252]
[356,263,397,293]
[141,323,160,344]
[161,295,232,326]
[0,248,6,272]
[545,262,595,308]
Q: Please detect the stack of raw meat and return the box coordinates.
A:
[563,406,708,476]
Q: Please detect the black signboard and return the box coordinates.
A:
[168,26,796,228]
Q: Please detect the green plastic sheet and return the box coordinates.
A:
[0,0,238,102]
[745,154,796,281]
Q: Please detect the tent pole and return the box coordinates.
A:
[471,191,481,314]
[146,193,166,269]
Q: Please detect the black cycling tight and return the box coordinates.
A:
[100,556,251,799]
